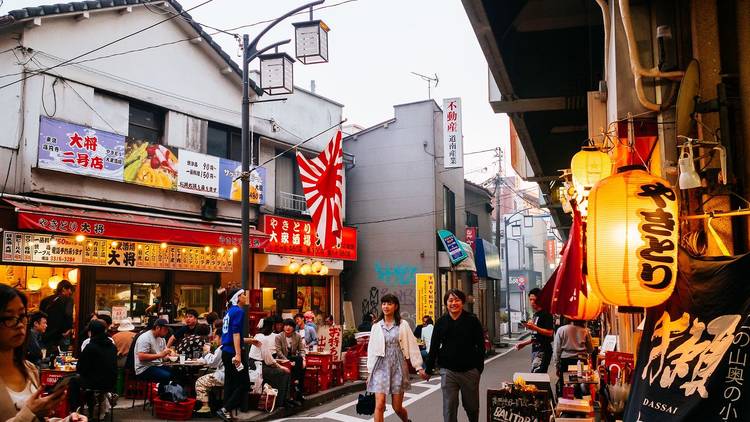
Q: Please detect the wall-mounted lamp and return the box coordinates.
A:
[678,142,701,189]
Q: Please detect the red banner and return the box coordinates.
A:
[465,227,477,251]
[546,239,556,263]
[7,199,266,248]
[262,215,357,261]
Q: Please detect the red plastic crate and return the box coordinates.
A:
[153,397,196,421]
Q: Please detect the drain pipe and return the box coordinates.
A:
[619,0,684,111]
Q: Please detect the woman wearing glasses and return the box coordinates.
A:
[0,284,85,421]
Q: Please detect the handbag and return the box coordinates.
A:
[257,383,278,412]
[356,392,375,415]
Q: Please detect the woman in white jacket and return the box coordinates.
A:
[366,294,426,422]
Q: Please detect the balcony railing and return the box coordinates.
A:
[277,191,309,215]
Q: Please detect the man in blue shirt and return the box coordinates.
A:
[216,289,250,422]
[294,312,317,348]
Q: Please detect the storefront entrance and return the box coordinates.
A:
[260,272,329,318]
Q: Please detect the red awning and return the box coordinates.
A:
[3,198,267,249]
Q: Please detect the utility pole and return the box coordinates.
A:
[494,148,507,340]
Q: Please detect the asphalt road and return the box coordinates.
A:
[277,347,541,422]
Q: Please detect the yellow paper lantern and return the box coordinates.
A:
[27,277,43,291]
[564,281,604,320]
[299,263,311,276]
[48,275,63,290]
[319,264,329,276]
[311,261,322,273]
[571,146,612,197]
[288,261,300,274]
[587,166,679,307]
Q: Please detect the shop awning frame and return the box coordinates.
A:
[2,196,267,249]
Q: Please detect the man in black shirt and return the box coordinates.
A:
[516,288,554,373]
[424,289,484,422]
[40,280,74,352]
[167,309,198,349]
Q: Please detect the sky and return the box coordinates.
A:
[0,0,513,186]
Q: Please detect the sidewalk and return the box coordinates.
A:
[110,379,367,422]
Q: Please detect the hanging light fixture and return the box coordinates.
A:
[570,146,613,195]
[293,17,329,64]
[160,242,168,250]
[311,261,322,273]
[259,51,295,95]
[27,268,42,291]
[319,264,329,276]
[49,237,58,247]
[75,234,86,243]
[678,141,701,189]
[288,260,300,274]
[299,262,311,276]
[587,165,679,307]
[564,282,604,321]
[48,268,63,290]
[67,268,79,285]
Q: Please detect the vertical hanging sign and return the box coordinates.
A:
[442,98,463,168]
[415,273,435,323]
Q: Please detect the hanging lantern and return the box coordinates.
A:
[259,52,295,95]
[299,262,311,276]
[570,146,612,198]
[587,165,679,307]
[311,261,322,273]
[288,261,300,274]
[319,264,329,276]
[564,282,604,320]
[67,268,79,285]
[27,276,42,291]
[293,19,330,64]
[48,275,62,290]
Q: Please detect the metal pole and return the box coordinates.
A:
[241,34,250,342]
[504,216,512,337]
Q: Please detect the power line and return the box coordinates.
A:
[223,0,359,32]
[0,0,216,91]
[349,197,500,226]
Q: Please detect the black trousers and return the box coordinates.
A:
[288,355,305,397]
[221,350,250,411]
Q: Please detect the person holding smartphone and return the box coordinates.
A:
[216,289,250,422]
[0,284,86,422]
[515,288,554,373]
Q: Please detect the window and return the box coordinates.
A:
[443,186,456,233]
[466,211,479,228]
[207,123,242,160]
[128,102,165,144]
[174,284,212,317]
[95,283,161,322]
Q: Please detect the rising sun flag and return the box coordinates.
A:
[296,131,344,251]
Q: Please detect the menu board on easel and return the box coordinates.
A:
[487,387,552,422]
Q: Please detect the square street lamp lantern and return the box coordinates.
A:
[293,20,329,64]
[259,52,295,95]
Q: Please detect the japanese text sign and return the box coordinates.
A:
[438,229,467,265]
[2,230,233,272]
[38,116,125,180]
[316,324,343,360]
[442,98,463,169]
[262,215,357,261]
[37,117,265,204]
[416,273,435,323]
[465,227,477,251]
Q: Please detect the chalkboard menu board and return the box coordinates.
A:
[487,387,553,422]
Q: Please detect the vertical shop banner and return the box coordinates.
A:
[218,159,265,204]
[416,273,435,323]
[316,325,343,361]
[178,150,219,197]
[38,116,125,180]
[465,227,477,251]
[442,98,463,168]
[545,239,556,263]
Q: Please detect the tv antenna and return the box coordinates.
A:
[411,72,439,99]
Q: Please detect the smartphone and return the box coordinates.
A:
[44,374,79,394]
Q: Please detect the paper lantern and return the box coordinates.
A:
[299,263,311,276]
[571,146,612,197]
[48,275,62,290]
[288,261,300,274]
[587,166,679,307]
[27,277,42,291]
[67,268,79,285]
[319,264,329,276]
[564,282,604,321]
[311,261,322,273]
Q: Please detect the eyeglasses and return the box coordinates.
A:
[0,314,28,328]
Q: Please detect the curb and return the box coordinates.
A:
[245,380,367,421]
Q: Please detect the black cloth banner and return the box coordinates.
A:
[624,249,750,421]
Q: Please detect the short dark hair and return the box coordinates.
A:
[529,288,542,298]
[185,309,199,318]
[56,279,74,294]
[205,312,219,325]
[294,313,304,320]
[283,318,296,328]
[195,323,210,336]
[97,314,112,327]
[30,311,47,326]
[443,289,466,305]
[88,319,106,337]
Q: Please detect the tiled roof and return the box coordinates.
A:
[1,0,241,77]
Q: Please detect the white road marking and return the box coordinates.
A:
[276,347,519,422]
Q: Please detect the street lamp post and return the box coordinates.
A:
[502,207,534,337]
[239,0,325,341]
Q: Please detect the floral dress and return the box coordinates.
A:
[367,323,410,394]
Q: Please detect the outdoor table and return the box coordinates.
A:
[162,360,208,397]
[41,368,76,418]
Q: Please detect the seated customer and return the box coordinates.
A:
[176,323,210,359]
[75,319,118,419]
[194,333,224,414]
[26,311,47,366]
[167,309,199,349]
[275,318,306,401]
[112,318,136,368]
[249,319,296,408]
[134,318,174,383]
